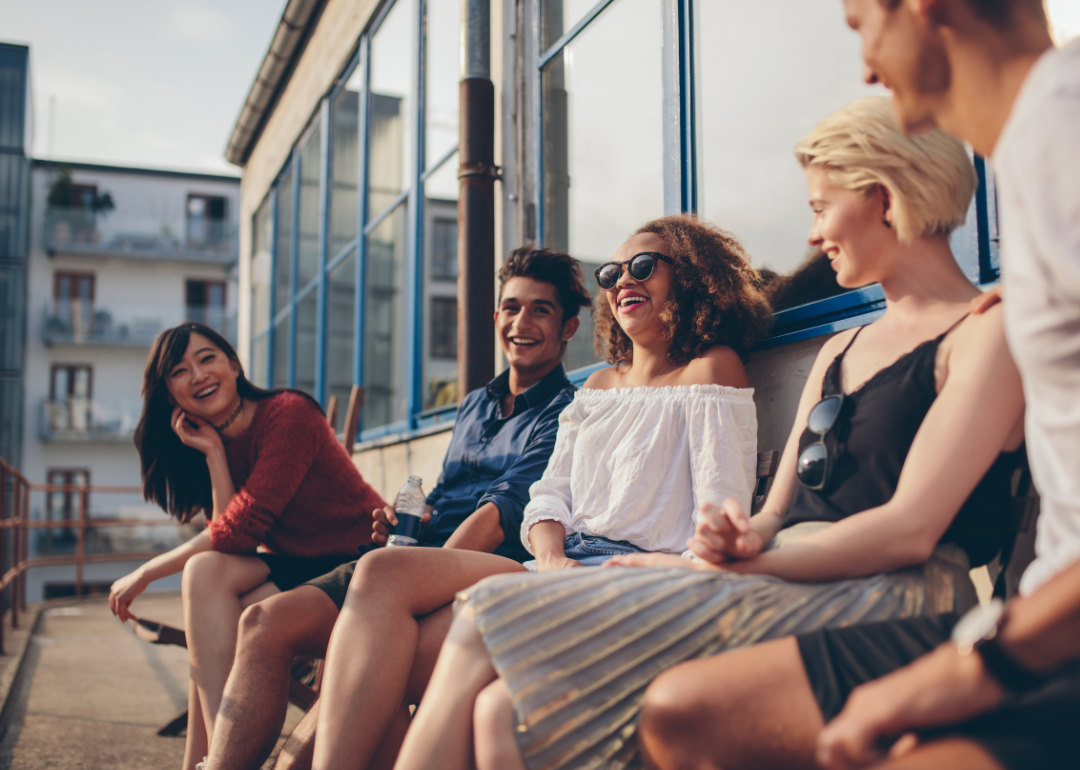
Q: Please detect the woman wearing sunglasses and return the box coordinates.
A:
[283,218,770,770]
[391,97,1026,770]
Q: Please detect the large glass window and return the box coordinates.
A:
[274,170,294,314]
[540,0,664,371]
[325,249,357,411]
[364,204,410,427]
[252,197,272,339]
[297,123,323,290]
[421,0,462,410]
[698,0,884,290]
[272,314,289,388]
[295,292,318,395]
[330,69,362,257]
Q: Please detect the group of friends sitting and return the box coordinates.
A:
[108,2,1079,769]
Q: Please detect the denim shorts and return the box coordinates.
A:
[523,532,647,572]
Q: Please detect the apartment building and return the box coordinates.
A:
[20,160,239,600]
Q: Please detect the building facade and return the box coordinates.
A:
[20,160,239,600]
[0,43,32,469]
[229,0,1001,499]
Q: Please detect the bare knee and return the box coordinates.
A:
[237,592,329,661]
[474,678,514,733]
[640,662,742,770]
[641,666,705,745]
[183,550,234,600]
[345,548,427,614]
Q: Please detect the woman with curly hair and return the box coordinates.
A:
[391,97,1025,770]
[289,218,769,770]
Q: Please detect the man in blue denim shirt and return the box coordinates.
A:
[202,246,591,770]
[419,360,575,562]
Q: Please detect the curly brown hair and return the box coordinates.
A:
[594,214,772,365]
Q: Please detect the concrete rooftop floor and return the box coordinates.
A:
[0,593,302,770]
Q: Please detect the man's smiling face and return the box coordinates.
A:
[496,277,575,376]
[843,0,951,133]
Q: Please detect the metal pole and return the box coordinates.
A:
[75,485,87,598]
[19,480,28,612]
[457,0,497,401]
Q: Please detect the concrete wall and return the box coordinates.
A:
[352,426,454,502]
[745,335,833,457]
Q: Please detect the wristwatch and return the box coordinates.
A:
[952,599,1046,694]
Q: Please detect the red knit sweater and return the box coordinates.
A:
[208,392,386,558]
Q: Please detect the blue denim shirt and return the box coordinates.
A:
[422,364,575,561]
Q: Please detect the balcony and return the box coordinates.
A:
[41,301,237,347]
[39,398,140,443]
[44,207,238,265]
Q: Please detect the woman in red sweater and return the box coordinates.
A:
[107,322,384,770]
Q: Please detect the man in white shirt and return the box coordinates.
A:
[633,3,1080,769]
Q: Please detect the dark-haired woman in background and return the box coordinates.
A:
[107,322,385,770]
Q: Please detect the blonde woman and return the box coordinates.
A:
[392,97,1026,770]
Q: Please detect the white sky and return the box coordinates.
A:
[0,0,1075,177]
[0,0,286,174]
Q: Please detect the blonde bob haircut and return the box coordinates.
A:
[794,97,977,243]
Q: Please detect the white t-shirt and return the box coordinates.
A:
[993,38,1080,595]
[520,384,758,557]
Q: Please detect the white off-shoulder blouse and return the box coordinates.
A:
[520,384,758,556]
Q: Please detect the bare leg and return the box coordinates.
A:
[873,738,1003,770]
[182,551,274,750]
[182,679,209,770]
[394,608,499,770]
[639,637,823,770]
[313,548,523,770]
[474,679,526,770]
[272,701,320,770]
[207,586,340,770]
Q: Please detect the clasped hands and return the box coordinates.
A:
[605,498,763,571]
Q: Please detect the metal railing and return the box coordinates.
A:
[44,208,238,265]
[0,456,199,654]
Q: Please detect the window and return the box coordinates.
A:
[45,468,89,541]
[187,194,229,251]
[429,296,457,359]
[430,218,457,281]
[48,364,92,432]
[697,1,883,279]
[52,271,95,334]
[186,279,227,334]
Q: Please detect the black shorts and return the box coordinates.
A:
[797,615,1080,770]
[255,552,358,593]
[302,543,442,609]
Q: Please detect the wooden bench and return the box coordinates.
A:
[134,386,365,736]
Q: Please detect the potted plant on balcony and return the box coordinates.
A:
[46,165,115,244]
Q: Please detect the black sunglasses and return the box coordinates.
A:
[796,394,845,491]
[594,252,674,290]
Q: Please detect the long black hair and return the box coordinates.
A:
[134,322,321,523]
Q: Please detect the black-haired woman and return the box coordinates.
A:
[108,322,385,770]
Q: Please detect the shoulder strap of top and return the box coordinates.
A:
[839,324,868,356]
[938,312,971,340]
[822,325,868,397]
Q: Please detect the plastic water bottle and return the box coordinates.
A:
[387,476,425,547]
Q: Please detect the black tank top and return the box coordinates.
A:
[782,317,1021,567]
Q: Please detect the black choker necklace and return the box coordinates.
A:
[215,398,244,432]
